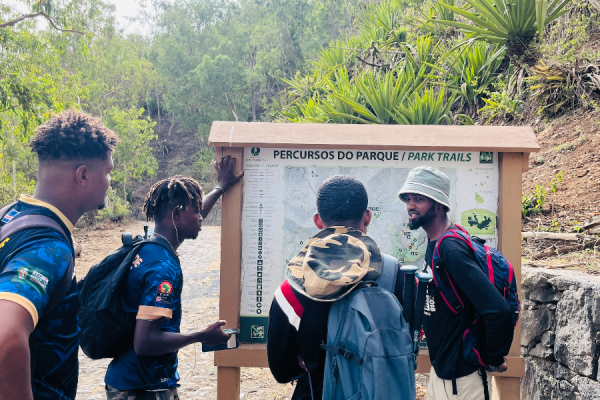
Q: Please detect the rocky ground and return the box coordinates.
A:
[522,108,600,274]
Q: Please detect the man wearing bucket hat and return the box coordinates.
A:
[267,175,409,400]
[398,166,513,400]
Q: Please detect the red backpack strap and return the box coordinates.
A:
[432,229,467,314]
[431,226,480,314]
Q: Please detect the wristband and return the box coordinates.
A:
[215,185,225,194]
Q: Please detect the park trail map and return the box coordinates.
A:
[239,148,499,343]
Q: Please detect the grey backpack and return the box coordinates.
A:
[321,254,416,400]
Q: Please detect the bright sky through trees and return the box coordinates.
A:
[5,0,146,33]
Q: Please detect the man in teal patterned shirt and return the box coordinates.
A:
[0,110,117,400]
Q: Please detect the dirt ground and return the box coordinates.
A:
[521,108,600,273]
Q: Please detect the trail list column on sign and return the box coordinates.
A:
[239,147,499,343]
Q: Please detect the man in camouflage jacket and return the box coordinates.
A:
[267,175,408,399]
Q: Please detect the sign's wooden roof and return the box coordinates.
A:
[208,122,539,152]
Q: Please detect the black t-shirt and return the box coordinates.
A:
[423,229,513,380]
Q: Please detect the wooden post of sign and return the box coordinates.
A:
[493,152,524,400]
[217,146,244,400]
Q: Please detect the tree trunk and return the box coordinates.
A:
[123,166,127,204]
[156,93,161,125]
[11,130,15,197]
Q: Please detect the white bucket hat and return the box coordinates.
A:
[398,166,451,211]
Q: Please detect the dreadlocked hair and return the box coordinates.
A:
[31,110,118,162]
[143,175,204,221]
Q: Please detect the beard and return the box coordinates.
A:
[407,203,437,230]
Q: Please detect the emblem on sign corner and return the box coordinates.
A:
[251,147,261,157]
[251,325,265,339]
[479,152,493,164]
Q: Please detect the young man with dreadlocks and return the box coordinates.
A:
[0,110,117,400]
[104,156,243,400]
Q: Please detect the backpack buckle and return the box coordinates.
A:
[339,348,363,365]
[340,349,352,359]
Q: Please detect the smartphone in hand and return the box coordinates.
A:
[202,328,240,352]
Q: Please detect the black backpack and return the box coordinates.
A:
[78,228,178,359]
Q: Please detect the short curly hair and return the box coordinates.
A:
[30,110,118,162]
[317,175,368,226]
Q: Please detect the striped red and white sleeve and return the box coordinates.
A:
[273,280,304,330]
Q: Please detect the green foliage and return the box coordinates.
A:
[415,0,457,38]
[479,76,525,123]
[431,0,571,56]
[280,56,456,125]
[539,0,600,64]
[0,169,35,207]
[550,170,565,193]
[279,30,464,126]
[526,60,600,115]
[445,42,505,113]
[96,187,129,222]
[522,171,565,217]
[522,184,547,217]
[355,0,419,46]
[149,0,361,140]
[106,107,158,202]
[554,135,586,152]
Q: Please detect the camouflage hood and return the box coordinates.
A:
[285,227,383,302]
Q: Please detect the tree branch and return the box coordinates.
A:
[0,12,84,34]
[0,12,43,28]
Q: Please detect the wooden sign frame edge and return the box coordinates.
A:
[214,145,531,400]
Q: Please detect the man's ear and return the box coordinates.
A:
[313,213,325,230]
[171,205,183,221]
[75,165,89,187]
[362,209,372,227]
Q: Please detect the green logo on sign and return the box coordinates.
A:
[251,147,261,157]
[479,152,493,164]
[251,325,265,339]
[461,209,496,236]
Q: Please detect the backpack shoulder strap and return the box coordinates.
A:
[0,214,72,244]
[431,227,474,315]
[1,213,74,314]
[377,254,398,293]
[143,235,179,262]
[0,202,17,221]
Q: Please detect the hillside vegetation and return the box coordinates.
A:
[2,0,600,254]
[0,0,362,219]
[274,0,600,126]
[270,0,600,271]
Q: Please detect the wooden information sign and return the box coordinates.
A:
[208,122,539,400]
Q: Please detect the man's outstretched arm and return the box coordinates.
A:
[0,301,34,400]
[200,155,244,219]
[134,318,231,356]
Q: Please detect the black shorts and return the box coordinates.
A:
[106,384,179,400]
